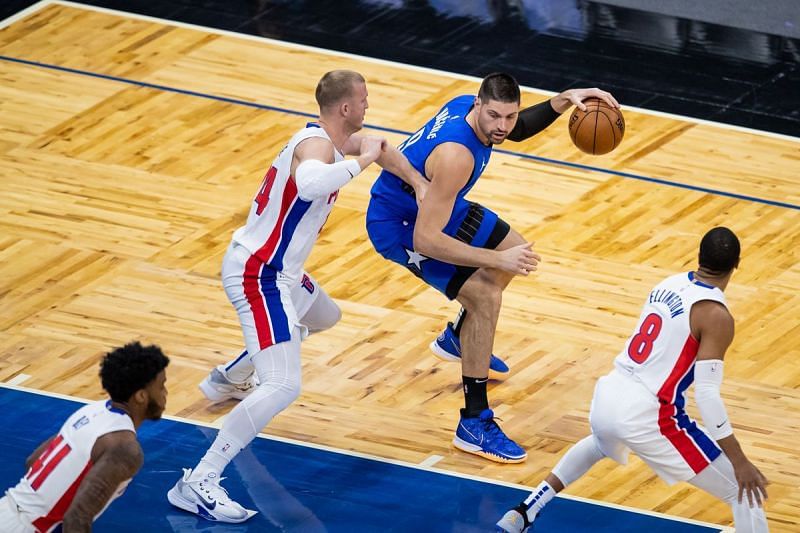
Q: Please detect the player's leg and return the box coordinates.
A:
[603,370,767,530]
[688,450,769,531]
[454,223,524,376]
[496,435,609,532]
[430,204,517,375]
[291,272,341,334]
[168,333,301,523]
[367,202,510,374]
[199,270,338,403]
[170,250,297,523]
[496,371,629,531]
[450,224,528,462]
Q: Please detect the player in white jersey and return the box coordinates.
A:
[496,227,769,533]
[167,70,427,523]
[0,342,169,532]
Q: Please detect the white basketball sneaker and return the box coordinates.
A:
[198,366,257,402]
[167,468,257,523]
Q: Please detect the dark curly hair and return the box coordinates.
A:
[100,342,169,402]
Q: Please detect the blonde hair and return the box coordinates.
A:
[315,70,365,110]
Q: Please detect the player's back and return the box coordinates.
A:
[614,272,728,409]
[7,400,135,531]
[232,123,343,281]
[370,95,492,220]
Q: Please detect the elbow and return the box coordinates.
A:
[412,228,432,256]
[293,174,319,202]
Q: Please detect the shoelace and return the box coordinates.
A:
[198,477,232,500]
[481,416,511,444]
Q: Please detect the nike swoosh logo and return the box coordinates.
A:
[347,168,354,178]
[190,487,216,510]
[475,378,489,384]
[716,420,728,428]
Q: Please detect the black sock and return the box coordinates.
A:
[452,308,467,337]
[461,375,489,417]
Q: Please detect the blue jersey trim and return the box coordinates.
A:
[105,400,128,415]
[688,271,715,289]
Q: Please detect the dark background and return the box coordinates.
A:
[2,0,799,137]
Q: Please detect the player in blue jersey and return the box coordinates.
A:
[366,73,618,463]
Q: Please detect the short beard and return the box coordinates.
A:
[145,397,163,420]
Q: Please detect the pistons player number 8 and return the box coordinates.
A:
[627,313,663,364]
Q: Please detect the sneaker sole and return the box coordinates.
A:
[452,436,527,464]
[198,379,251,403]
[429,340,462,362]
[167,486,199,515]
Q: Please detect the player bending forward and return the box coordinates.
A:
[497,227,769,533]
[0,342,169,532]
[167,70,426,523]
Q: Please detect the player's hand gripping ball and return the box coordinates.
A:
[568,97,625,155]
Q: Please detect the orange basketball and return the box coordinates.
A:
[568,98,625,155]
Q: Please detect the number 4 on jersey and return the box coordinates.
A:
[255,166,278,215]
[627,313,663,364]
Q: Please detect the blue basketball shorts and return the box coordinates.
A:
[366,200,510,300]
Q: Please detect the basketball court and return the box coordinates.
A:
[1,1,798,531]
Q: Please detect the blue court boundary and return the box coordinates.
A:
[0,385,728,532]
[1,53,798,212]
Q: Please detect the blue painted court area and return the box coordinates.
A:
[0,386,724,532]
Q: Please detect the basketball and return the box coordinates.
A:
[568,98,625,155]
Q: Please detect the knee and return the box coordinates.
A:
[317,300,342,332]
[257,373,301,407]
[303,294,342,334]
[461,276,502,316]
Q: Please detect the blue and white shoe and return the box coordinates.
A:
[167,468,257,523]
[496,504,535,532]
[430,322,510,374]
[453,409,527,463]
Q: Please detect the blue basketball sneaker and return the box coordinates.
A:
[453,409,527,463]
[430,322,509,374]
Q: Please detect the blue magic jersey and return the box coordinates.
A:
[370,95,492,231]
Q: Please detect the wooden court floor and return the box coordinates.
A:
[1,2,799,530]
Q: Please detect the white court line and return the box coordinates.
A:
[19,0,790,143]
[0,381,732,531]
[5,373,31,386]
[419,454,444,467]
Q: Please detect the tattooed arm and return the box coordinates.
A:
[62,430,143,533]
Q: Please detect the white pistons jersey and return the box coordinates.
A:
[232,123,343,282]
[614,272,728,407]
[6,400,135,532]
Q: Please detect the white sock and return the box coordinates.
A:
[522,481,556,520]
[190,432,245,481]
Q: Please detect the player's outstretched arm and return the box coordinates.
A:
[345,133,428,203]
[413,143,538,275]
[292,136,382,201]
[694,301,769,507]
[508,88,619,142]
[62,431,143,533]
